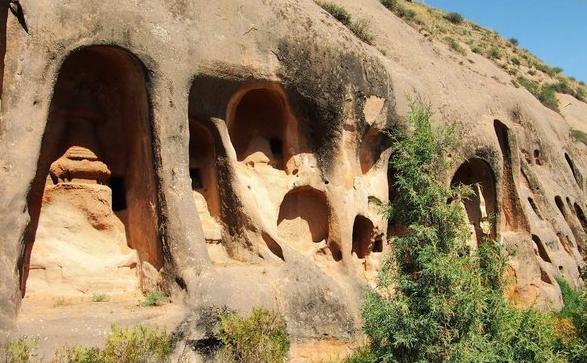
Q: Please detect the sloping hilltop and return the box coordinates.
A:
[0,0,585,361]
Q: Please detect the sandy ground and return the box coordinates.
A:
[12,292,187,360]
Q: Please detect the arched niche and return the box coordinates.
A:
[277,187,340,260]
[451,158,497,246]
[352,215,375,259]
[494,120,528,232]
[227,86,293,171]
[20,46,161,298]
[189,121,220,217]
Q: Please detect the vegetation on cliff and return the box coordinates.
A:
[347,102,587,362]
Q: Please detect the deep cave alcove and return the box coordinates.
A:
[451,158,497,246]
[20,46,161,297]
[227,87,292,170]
[351,215,375,259]
[189,121,220,218]
[277,186,341,260]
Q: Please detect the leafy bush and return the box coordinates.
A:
[215,308,289,363]
[470,46,482,54]
[347,102,567,362]
[552,79,575,95]
[380,0,415,20]
[1,337,38,363]
[349,18,375,45]
[509,37,519,46]
[538,85,560,112]
[143,289,167,307]
[444,12,464,24]
[576,87,586,101]
[317,1,351,26]
[317,2,374,45]
[571,129,587,147]
[445,37,465,55]
[488,46,501,59]
[53,325,171,363]
[380,0,398,10]
[511,57,521,66]
[91,293,111,303]
[517,77,560,112]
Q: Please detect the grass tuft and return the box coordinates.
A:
[215,308,290,363]
[91,293,111,303]
[143,289,168,307]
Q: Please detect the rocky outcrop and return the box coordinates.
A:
[0,0,585,350]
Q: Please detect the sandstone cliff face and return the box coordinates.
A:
[0,0,585,350]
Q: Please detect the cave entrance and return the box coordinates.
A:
[277,187,339,259]
[451,158,497,246]
[21,46,161,299]
[189,121,222,242]
[352,216,375,259]
[228,88,290,170]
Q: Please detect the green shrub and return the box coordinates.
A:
[445,37,465,55]
[395,6,416,20]
[101,325,170,363]
[580,81,586,86]
[215,308,289,363]
[91,293,111,303]
[470,46,482,54]
[576,87,586,101]
[317,2,351,26]
[143,289,167,307]
[552,79,575,95]
[517,77,560,112]
[349,102,565,362]
[381,0,415,20]
[53,325,170,363]
[380,0,398,11]
[349,18,375,45]
[1,337,38,363]
[444,12,464,24]
[536,62,559,76]
[511,57,521,66]
[571,129,587,147]
[509,37,519,46]
[538,85,560,112]
[488,46,501,59]
[51,345,102,363]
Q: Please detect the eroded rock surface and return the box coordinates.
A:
[0,0,585,357]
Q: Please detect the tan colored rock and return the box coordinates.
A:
[0,1,585,358]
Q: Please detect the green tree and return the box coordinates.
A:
[351,102,563,362]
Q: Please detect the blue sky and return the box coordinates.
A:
[419,0,587,83]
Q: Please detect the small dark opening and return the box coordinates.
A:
[372,238,383,253]
[110,177,127,212]
[190,168,203,189]
[528,197,543,220]
[270,138,283,156]
[534,149,543,165]
[532,234,551,263]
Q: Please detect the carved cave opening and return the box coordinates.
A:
[228,88,291,170]
[532,234,552,263]
[352,215,375,259]
[494,120,527,232]
[188,121,222,242]
[565,153,582,188]
[277,187,340,260]
[451,158,497,246]
[20,46,161,298]
[574,203,587,233]
[528,197,543,220]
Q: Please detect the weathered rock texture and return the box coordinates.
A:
[0,0,585,352]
